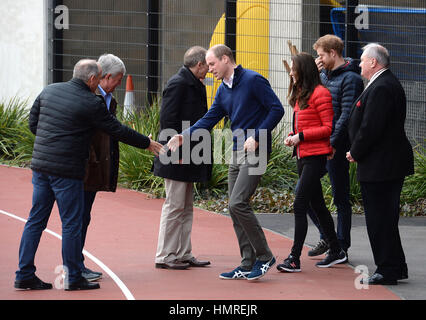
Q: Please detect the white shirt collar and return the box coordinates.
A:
[365,68,388,90]
[223,72,234,89]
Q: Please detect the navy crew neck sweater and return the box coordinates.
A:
[187,65,284,153]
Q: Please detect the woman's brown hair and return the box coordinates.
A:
[287,52,322,110]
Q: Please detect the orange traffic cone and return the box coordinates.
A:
[123,75,135,116]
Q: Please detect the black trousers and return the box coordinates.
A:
[291,155,341,258]
[360,178,408,280]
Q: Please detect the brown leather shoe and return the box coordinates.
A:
[182,257,211,267]
[155,260,190,270]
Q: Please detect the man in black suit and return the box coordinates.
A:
[153,46,212,270]
[347,43,414,285]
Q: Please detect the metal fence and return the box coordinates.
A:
[47,0,426,147]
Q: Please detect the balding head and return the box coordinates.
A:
[73,59,102,92]
[73,59,101,81]
[183,46,207,68]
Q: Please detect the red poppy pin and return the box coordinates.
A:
[356,100,361,108]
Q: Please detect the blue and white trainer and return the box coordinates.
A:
[219,266,251,280]
[247,257,276,281]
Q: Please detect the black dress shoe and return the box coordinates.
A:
[14,276,53,290]
[65,277,100,291]
[398,273,408,280]
[155,260,190,270]
[361,273,397,286]
[182,257,211,267]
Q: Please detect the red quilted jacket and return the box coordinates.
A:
[290,85,334,159]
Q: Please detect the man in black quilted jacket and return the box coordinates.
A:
[14,59,162,291]
[305,35,364,260]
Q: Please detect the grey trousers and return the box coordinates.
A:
[228,152,273,270]
[155,179,194,263]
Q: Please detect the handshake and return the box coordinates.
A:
[144,134,184,157]
[165,134,259,153]
[145,134,184,157]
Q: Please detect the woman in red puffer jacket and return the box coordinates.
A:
[276,52,347,274]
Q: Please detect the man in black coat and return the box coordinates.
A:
[14,59,162,291]
[347,43,414,285]
[153,46,212,270]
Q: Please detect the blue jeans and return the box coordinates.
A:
[80,190,97,270]
[307,147,352,251]
[15,171,84,283]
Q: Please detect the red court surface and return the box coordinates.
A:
[0,165,400,300]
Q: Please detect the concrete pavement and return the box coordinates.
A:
[253,212,426,300]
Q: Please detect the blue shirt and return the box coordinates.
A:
[98,85,112,111]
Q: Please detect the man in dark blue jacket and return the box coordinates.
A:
[14,59,162,291]
[306,35,364,259]
[167,44,284,281]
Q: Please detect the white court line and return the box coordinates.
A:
[0,209,135,300]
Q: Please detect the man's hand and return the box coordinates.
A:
[315,57,324,72]
[146,134,163,156]
[166,134,184,152]
[327,147,336,160]
[284,136,293,147]
[346,151,356,163]
[244,136,259,152]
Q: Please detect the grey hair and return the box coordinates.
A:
[183,46,207,68]
[73,59,101,82]
[362,43,390,67]
[98,53,126,77]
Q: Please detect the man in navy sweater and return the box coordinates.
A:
[167,44,284,281]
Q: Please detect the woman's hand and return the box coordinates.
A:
[284,133,300,147]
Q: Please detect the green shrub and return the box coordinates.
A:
[401,142,426,204]
[194,120,232,198]
[261,124,298,191]
[116,101,164,195]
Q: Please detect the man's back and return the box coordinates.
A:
[154,66,211,183]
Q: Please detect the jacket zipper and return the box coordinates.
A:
[295,109,300,159]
